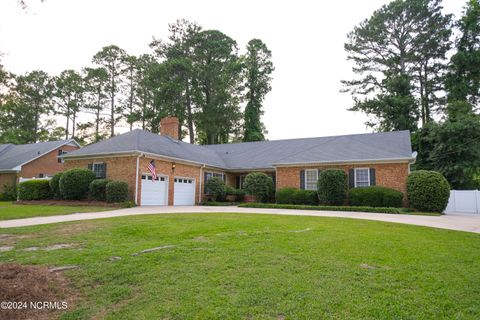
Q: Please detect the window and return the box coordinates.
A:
[305,169,318,190]
[57,149,67,163]
[39,173,44,178]
[205,172,224,182]
[355,168,370,187]
[91,162,107,179]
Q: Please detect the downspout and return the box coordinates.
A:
[134,153,143,205]
[198,164,206,204]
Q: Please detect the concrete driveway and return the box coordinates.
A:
[1,206,480,234]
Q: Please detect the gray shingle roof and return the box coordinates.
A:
[63,130,227,168]
[0,140,77,171]
[64,129,413,170]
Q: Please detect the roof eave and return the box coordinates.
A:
[272,157,416,167]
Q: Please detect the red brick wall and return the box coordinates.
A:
[137,157,202,205]
[276,162,410,195]
[0,173,17,193]
[65,155,203,205]
[20,145,79,179]
[64,156,138,201]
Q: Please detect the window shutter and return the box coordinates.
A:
[369,168,376,186]
[102,163,107,179]
[204,172,209,194]
[348,169,355,188]
[300,170,305,190]
[235,176,240,189]
[88,163,93,171]
[222,173,226,183]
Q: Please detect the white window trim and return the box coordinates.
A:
[354,168,370,188]
[92,162,106,178]
[305,169,318,191]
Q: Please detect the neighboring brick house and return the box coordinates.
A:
[62,117,416,206]
[0,140,80,193]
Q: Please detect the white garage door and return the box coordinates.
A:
[174,177,195,206]
[141,175,168,206]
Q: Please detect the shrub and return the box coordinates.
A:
[0,184,17,201]
[17,180,51,200]
[348,186,404,208]
[317,169,348,205]
[276,188,319,205]
[276,187,297,204]
[239,203,401,214]
[407,170,450,212]
[225,186,245,201]
[205,177,226,201]
[89,179,110,201]
[49,172,63,199]
[59,168,96,200]
[242,173,274,202]
[106,181,129,203]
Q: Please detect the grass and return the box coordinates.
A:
[238,203,443,216]
[0,201,113,220]
[1,213,479,319]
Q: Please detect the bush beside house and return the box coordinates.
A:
[205,177,226,201]
[349,186,403,208]
[49,172,63,199]
[276,188,318,205]
[243,173,274,203]
[106,181,129,203]
[17,180,52,200]
[407,170,450,212]
[317,169,348,205]
[0,184,17,201]
[59,168,96,200]
[89,179,110,201]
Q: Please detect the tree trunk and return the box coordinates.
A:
[185,79,194,143]
[72,110,76,138]
[96,88,101,141]
[33,102,39,142]
[65,97,70,140]
[110,76,115,137]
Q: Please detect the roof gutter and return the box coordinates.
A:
[272,156,416,167]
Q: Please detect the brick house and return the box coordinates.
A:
[0,140,80,193]
[62,117,416,206]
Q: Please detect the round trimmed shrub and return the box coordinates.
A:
[317,169,348,205]
[89,179,110,201]
[17,180,52,200]
[106,181,129,203]
[407,170,450,212]
[205,177,226,201]
[59,168,96,200]
[348,186,403,208]
[49,172,63,199]
[243,172,274,202]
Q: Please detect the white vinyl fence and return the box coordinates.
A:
[18,176,51,183]
[444,190,480,214]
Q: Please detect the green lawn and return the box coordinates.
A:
[0,201,113,220]
[1,213,479,319]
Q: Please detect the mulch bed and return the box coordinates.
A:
[15,200,120,207]
[0,263,77,320]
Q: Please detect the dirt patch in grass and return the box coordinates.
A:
[0,263,77,320]
[15,200,120,207]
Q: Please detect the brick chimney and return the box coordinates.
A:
[160,117,180,140]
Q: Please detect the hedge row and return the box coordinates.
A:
[276,188,318,205]
[17,168,129,203]
[238,203,402,214]
[348,186,403,208]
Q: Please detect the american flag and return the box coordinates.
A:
[148,160,157,181]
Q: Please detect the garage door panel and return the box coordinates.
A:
[141,174,168,206]
[174,177,195,206]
